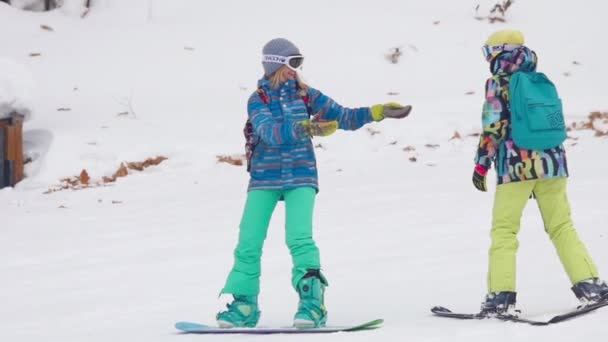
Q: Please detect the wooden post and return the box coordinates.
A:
[0,126,5,188]
[0,115,24,187]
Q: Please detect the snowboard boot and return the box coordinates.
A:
[293,270,327,328]
[216,295,260,328]
[479,291,518,316]
[571,278,608,305]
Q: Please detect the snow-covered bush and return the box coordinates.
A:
[475,0,515,23]
[6,0,90,14]
[0,58,35,121]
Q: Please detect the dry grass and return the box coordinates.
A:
[567,111,608,137]
[216,155,245,166]
[44,156,168,194]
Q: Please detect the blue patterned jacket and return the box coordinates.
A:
[247,78,373,192]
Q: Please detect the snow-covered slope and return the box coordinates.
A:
[1,1,607,341]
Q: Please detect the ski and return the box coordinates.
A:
[431,306,548,325]
[545,300,608,323]
[432,300,608,326]
[430,306,487,320]
[174,318,383,334]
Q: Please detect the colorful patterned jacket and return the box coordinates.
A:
[247,78,373,192]
[474,46,568,185]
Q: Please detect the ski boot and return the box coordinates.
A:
[293,270,327,328]
[479,291,519,316]
[571,278,608,306]
[216,295,260,328]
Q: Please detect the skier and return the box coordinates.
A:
[473,29,608,315]
[216,38,411,328]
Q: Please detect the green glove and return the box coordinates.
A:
[371,102,412,121]
[300,120,338,137]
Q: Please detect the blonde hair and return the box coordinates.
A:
[269,66,309,92]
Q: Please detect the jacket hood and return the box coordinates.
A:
[490,46,537,75]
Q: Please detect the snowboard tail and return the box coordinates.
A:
[175,319,383,334]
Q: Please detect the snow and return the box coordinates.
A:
[1,0,608,341]
[0,58,34,120]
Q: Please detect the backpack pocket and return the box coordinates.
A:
[525,98,564,132]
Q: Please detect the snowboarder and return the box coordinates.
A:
[473,29,608,315]
[216,38,411,328]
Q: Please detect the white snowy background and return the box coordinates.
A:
[1,0,607,341]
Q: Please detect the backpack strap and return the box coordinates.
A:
[256,87,270,105]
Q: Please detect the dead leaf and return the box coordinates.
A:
[40,24,54,32]
[102,176,116,183]
[142,156,167,167]
[465,91,476,95]
[216,155,244,166]
[403,146,416,152]
[114,163,129,178]
[449,131,462,141]
[29,53,42,57]
[409,156,418,162]
[79,169,90,185]
[385,47,403,64]
[367,127,381,136]
[595,131,608,137]
[425,144,440,149]
[488,16,506,23]
[127,161,144,171]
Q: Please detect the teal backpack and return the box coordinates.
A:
[509,72,567,150]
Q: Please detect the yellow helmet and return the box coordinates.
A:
[482,29,525,61]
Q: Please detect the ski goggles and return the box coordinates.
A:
[481,44,521,61]
[262,54,304,71]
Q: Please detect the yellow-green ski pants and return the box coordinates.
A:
[488,177,598,292]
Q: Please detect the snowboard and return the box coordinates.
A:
[174,318,383,334]
[432,300,608,326]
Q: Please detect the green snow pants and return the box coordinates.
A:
[488,177,598,292]
[221,187,322,296]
